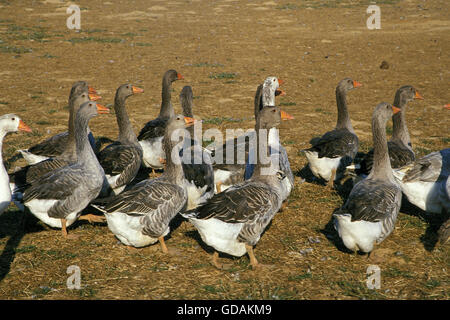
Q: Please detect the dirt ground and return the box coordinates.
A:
[0,0,449,300]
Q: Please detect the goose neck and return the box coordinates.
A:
[114,93,138,144]
[335,88,353,131]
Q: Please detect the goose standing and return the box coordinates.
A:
[9,90,92,199]
[353,85,424,175]
[302,78,361,187]
[18,82,100,164]
[178,86,215,210]
[93,115,195,250]
[97,84,144,197]
[211,77,289,193]
[23,101,109,238]
[138,69,184,169]
[245,77,294,202]
[181,106,284,270]
[333,103,402,254]
[0,114,32,215]
[392,148,449,214]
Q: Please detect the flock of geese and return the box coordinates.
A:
[0,70,448,270]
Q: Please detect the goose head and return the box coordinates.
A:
[165,69,184,83]
[0,114,32,136]
[337,78,362,92]
[257,106,282,130]
[78,101,109,121]
[116,84,144,100]
[396,85,424,105]
[373,102,401,124]
[263,76,286,98]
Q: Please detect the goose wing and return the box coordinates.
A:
[97,142,143,188]
[192,182,279,224]
[307,129,358,159]
[344,179,401,222]
[137,118,168,141]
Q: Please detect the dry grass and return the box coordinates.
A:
[0,0,449,300]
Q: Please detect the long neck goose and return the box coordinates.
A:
[181,106,284,270]
[23,101,109,238]
[9,92,92,207]
[18,81,101,165]
[355,85,424,175]
[333,102,402,254]
[97,84,144,197]
[303,78,361,188]
[137,69,184,169]
[0,114,32,215]
[245,76,294,202]
[392,148,449,214]
[178,86,215,210]
[211,77,289,193]
[93,114,194,250]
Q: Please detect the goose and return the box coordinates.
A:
[211,77,289,193]
[302,78,361,188]
[245,77,294,203]
[333,102,402,254]
[97,84,144,197]
[392,148,449,214]
[9,89,92,200]
[178,86,215,210]
[350,85,424,175]
[181,106,284,270]
[0,114,32,215]
[93,114,195,250]
[23,101,109,238]
[138,69,184,169]
[18,82,101,165]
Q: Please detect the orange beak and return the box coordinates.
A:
[414,90,424,100]
[88,86,97,94]
[281,110,294,120]
[184,116,196,126]
[444,104,450,110]
[177,73,184,80]
[276,89,286,96]
[18,120,32,133]
[353,81,362,88]
[278,79,284,85]
[96,103,110,114]
[132,86,144,94]
[89,93,102,101]
[392,106,401,114]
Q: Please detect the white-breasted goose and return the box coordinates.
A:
[138,69,184,169]
[303,78,361,188]
[333,103,402,254]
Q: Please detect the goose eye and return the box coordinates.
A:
[11,117,15,121]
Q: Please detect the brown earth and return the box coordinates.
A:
[0,0,449,299]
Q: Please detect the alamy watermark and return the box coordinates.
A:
[66,4,81,30]
[366,265,381,289]
[67,265,81,290]
[366,5,381,30]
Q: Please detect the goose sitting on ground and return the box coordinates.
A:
[178,86,215,210]
[18,82,100,164]
[181,106,284,270]
[0,114,32,215]
[97,84,144,197]
[349,85,424,176]
[392,148,449,214]
[93,115,195,251]
[333,103,402,254]
[9,89,94,208]
[23,101,109,238]
[211,77,289,193]
[138,69,184,170]
[302,78,361,188]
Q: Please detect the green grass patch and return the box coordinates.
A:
[193,62,224,67]
[209,72,237,80]
[68,37,123,44]
[135,42,152,47]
